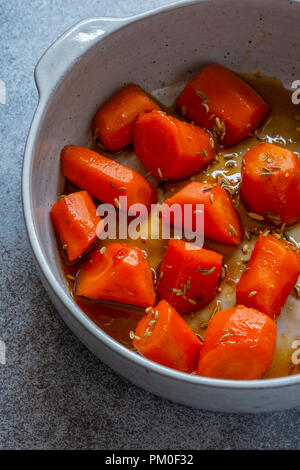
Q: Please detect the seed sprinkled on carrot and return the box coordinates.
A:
[145,306,153,313]
[248,290,258,298]
[198,267,216,274]
[219,332,230,341]
[229,224,237,236]
[202,186,214,192]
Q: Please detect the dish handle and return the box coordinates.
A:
[34,17,131,99]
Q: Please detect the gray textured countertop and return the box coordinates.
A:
[1,0,300,450]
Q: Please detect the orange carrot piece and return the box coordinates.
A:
[133,300,202,373]
[50,191,103,262]
[241,142,300,225]
[177,64,269,146]
[197,305,277,380]
[162,182,243,245]
[61,145,156,213]
[75,243,156,308]
[134,111,215,179]
[93,83,160,151]
[157,239,222,314]
[236,234,300,319]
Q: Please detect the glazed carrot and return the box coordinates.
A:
[236,234,300,319]
[93,83,160,151]
[133,300,202,373]
[241,143,300,225]
[61,145,156,213]
[162,182,243,245]
[157,239,222,314]
[75,243,156,308]
[177,64,269,146]
[50,191,103,262]
[197,305,277,380]
[134,111,215,179]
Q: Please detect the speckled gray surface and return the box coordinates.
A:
[1,0,300,450]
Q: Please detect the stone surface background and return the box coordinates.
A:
[1,0,300,450]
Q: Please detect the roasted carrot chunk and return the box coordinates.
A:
[177,64,269,146]
[236,234,300,319]
[50,191,103,262]
[157,239,222,314]
[197,305,277,380]
[134,111,215,179]
[241,143,300,226]
[133,300,202,373]
[61,145,156,213]
[75,243,156,308]
[162,182,243,245]
[93,83,160,151]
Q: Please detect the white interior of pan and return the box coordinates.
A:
[30,0,300,377]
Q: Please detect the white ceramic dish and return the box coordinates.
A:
[22,0,300,412]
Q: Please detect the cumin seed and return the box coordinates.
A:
[245,230,252,240]
[168,288,183,295]
[145,307,153,313]
[129,330,141,341]
[195,90,207,100]
[229,224,237,236]
[219,332,230,341]
[203,148,209,159]
[114,198,121,209]
[198,267,216,274]
[248,290,258,298]
[247,212,264,221]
